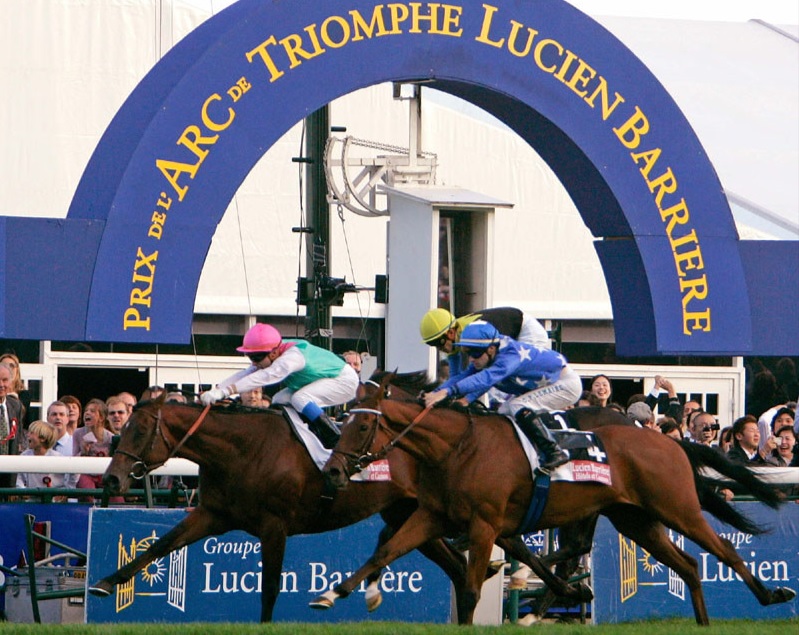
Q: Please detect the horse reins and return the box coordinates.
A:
[115,404,211,480]
[346,402,434,470]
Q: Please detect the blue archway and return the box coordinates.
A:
[2,0,796,355]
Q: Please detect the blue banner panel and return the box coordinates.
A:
[592,503,799,622]
[86,509,451,623]
[0,504,92,613]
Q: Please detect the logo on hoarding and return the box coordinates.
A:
[115,531,188,613]
[619,529,685,603]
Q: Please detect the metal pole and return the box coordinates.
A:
[304,106,332,350]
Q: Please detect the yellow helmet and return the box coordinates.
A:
[419,308,456,343]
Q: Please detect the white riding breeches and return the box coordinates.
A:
[272,363,359,412]
[518,315,552,350]
[498,365,583,417]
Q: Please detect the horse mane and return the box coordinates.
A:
[135,398,281,418]
[369,369,439,395]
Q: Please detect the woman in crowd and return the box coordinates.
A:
[772,425,797,467]
[589,374,613,407]
[72,398,114,490]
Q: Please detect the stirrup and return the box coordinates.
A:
[539,449,569,472]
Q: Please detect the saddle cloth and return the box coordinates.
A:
[510,414,612,487]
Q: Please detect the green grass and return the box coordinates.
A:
[0,619,797,635]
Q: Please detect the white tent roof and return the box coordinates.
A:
[591,16,799,239]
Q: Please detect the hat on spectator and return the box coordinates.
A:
[627,401,653,425]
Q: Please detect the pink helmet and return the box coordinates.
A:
[236,323,282,353]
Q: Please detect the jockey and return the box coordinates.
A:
[423,321,581,471]
[419,306,550,378]
[200,323,359,449]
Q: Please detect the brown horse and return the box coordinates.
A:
[317,377,796,625]
[87,393,579,622]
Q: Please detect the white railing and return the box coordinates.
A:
[0,456,198,476]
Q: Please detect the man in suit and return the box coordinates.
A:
[0,362,26,487]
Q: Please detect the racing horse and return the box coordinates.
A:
[316,375,795,625]
[87,393,583,622]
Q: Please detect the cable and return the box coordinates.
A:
[336,204,373,355]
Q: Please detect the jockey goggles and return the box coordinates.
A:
[247,352,269,363]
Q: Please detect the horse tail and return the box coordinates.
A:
[677,441,782,535]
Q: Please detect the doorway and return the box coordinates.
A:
[57,367,149,406]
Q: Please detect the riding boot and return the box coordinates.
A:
[516,408,569,472]
[310,413,341,450]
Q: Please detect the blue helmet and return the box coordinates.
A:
[456,321,500,349]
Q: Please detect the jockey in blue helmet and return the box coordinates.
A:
[424,321,581,471]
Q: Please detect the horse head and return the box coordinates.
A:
[102,393,176,495]
[324,373,397,490]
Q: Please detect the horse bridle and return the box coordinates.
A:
[334,403,434,473]
[113,404,211,480]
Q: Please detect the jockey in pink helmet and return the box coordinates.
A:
[200,324,358,448]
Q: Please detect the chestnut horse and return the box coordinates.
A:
[317,377,796,625]
[87,393,582,622]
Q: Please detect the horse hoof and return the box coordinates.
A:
[508,577,528,590]
[517,613,541,626]
[772,587,797,604]
[489,559,507,573]
[309,596,334,610]
[575,582,594,602]
[366,592,383,612]
[88,582,112,597]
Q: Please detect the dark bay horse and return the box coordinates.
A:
[318,379,796,625]
[87,393,576,622]
[88,395,473,621]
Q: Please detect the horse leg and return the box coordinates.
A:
[654,506,797,609]
[496,535,593,603]
[531,517,599,619]
[362,523,397,613]
[309,507,445,611]
[258,528,288,622]
[456,518,502,625]
[606,507,709,626]
[88,506,225,596]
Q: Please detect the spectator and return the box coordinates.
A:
[589,374,612,407]
[643,376,684,424]
[166,391,187,403]
[607,402,625,415]
[0,353,30,434]
[60,395,83,435]
[626,401,655,429]
[658,417,683,440]
[682,399,701,433]
[47,401,77,488]
[0,362,25,487]
[342,351,362,376]
[727,415,775,465]
[15,421,65,491]
[119,391,138,423]
[139,386,162,402]
[689,411,720,447]
[106,395,129,433]
[718,426,734,453]
[770,407,795,436]
[73,398,114,492]
[574,390,601,408]
[772,425,797,467]
[757,403,791,451]
[239,387,270,409]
